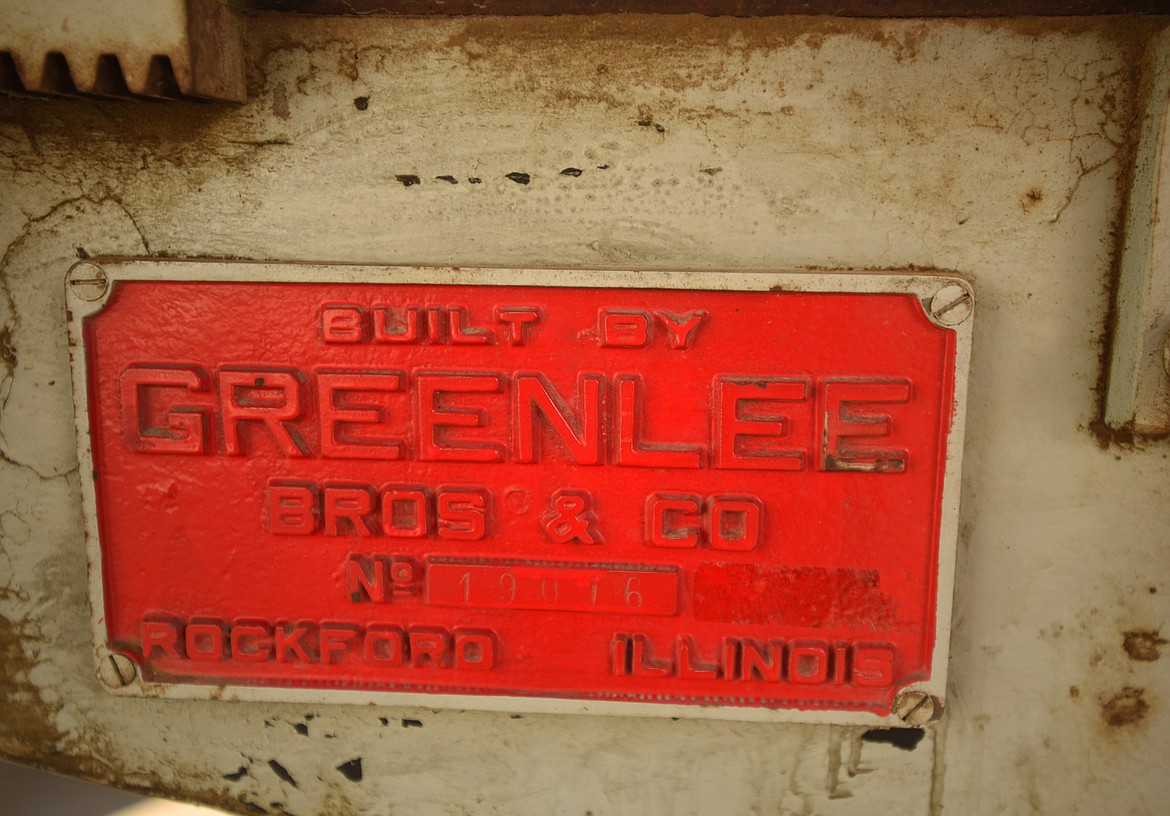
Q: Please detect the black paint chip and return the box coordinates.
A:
[860,728,925,751]
[267,759,298,787]
[337,758,363,782]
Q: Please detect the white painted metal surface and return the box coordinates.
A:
[2,13,1169,816]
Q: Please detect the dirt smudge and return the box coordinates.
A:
[1100,687,1149,727]
[271,82,290,120]
[1122,629,1167,662]
[1021,187,1045,211]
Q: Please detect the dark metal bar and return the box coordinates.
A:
[247,1,1170,17]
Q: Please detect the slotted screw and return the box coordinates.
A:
[98,652,137,688]
[894,690,940,726]
[67,262,108,301]
[929,284,973,327]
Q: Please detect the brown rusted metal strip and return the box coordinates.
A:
[247,0,1170,16]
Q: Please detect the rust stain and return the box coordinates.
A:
[0,614,130,789]
[337,46,361,81]
[0,613,65,764]
[1021,187,1045,211]
[1100,687,1149,727]
[2,606,267,812]
[0,325,15,380]
[1122,629,1167,661]
[867,22,930,63]
[1087,419,1139,449]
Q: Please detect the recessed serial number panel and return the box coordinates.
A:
[69,264,969,723]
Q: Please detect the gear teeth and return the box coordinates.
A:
[0,49,192,99]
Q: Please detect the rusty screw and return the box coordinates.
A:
[894,691,940,726]
[98,652,138,688]
[929,284,973,327]
[67,262,108,302]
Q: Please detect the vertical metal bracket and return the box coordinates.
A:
[1105,26,1170,435]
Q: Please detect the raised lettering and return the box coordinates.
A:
[714,377,809,470]
[320,625,359,664]
[380,487,429,538]
[656,310,706,349]
[646,494,701,548]
[788,642,830,684]
[120,366,210,454]
[231,622,273,662]
[514,373,603,465]
[317,370,406,459]
[186,621,225,662]
[320,304,365,343]
[219,369,308,457]
[266,482,319,535]
[447,306,493,345]
[323,486,377,536]
[373,305,422,343]
[599,310,651,348]
[615,376,702,468]
[141,619,182,659]
[852,643,896,687]
[436,489,489,540]
[820,379,911,472]
[416,372,505,463]
[495,306,541,345]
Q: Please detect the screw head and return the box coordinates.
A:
[67,262,108,302]
[929,283,973,327]
[894,690,940,726]
[98,652,138,688]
